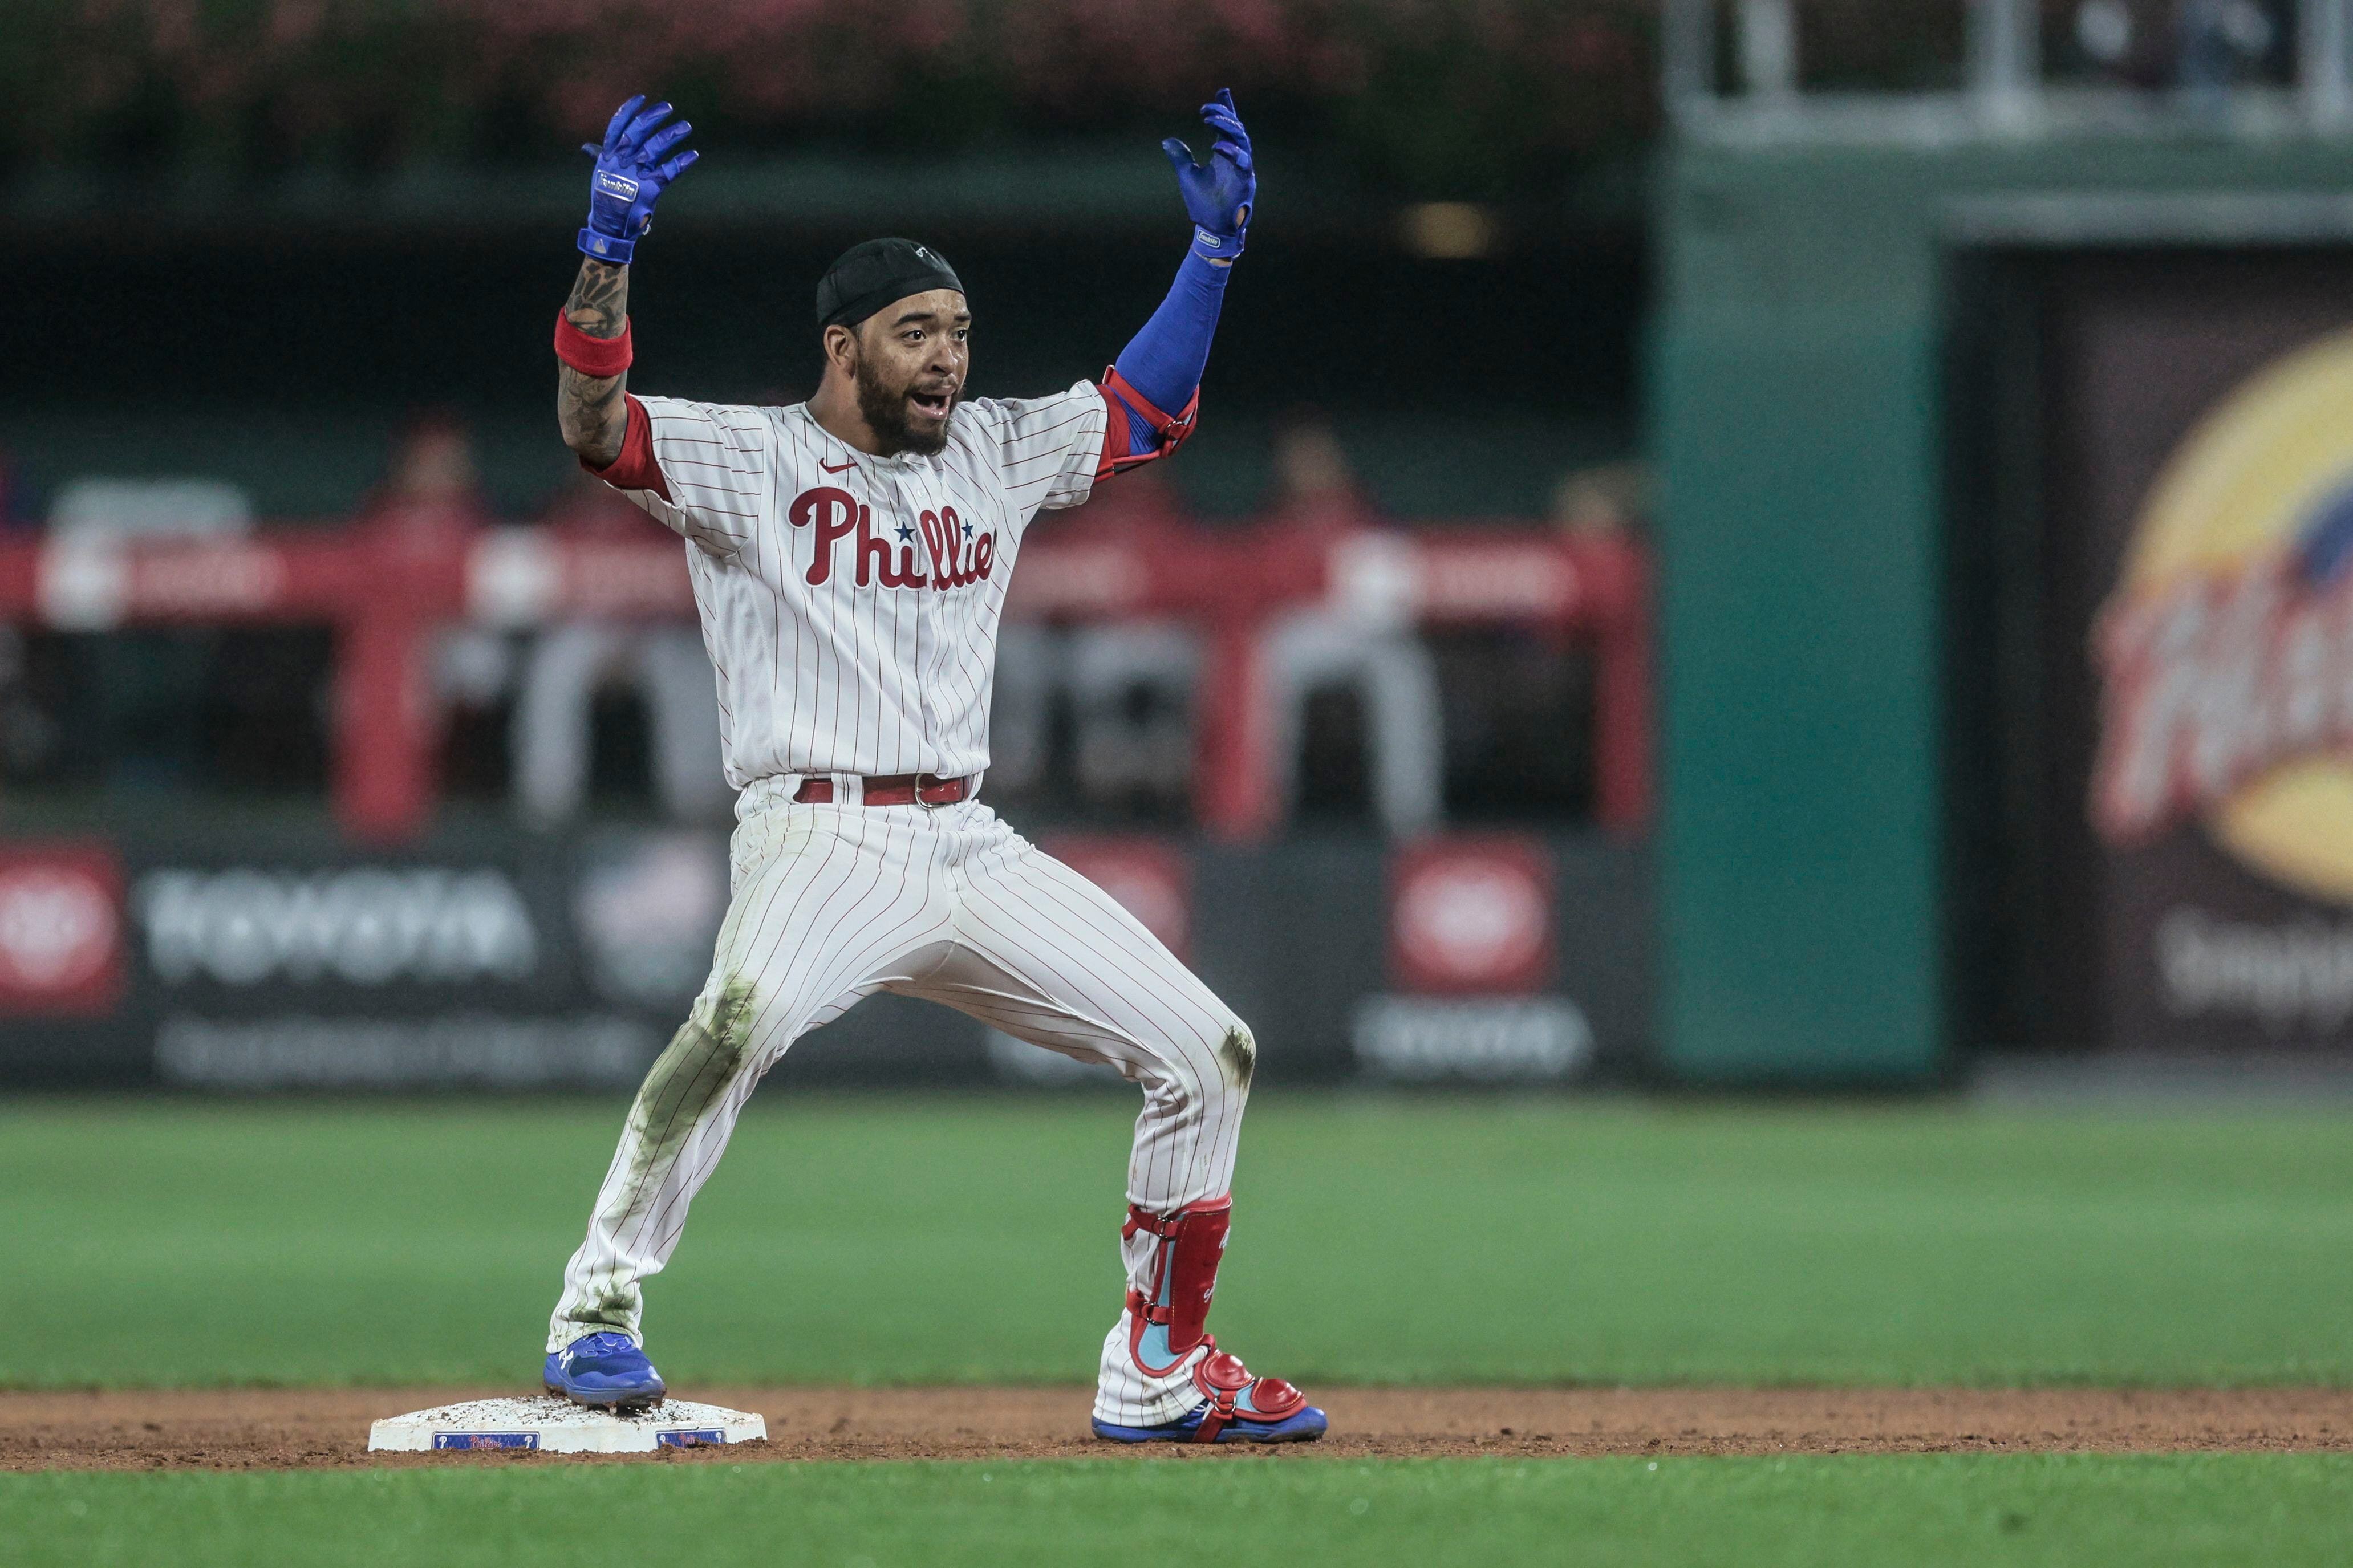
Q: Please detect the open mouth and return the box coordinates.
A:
[910,388,955,421]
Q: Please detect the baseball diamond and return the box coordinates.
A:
[13,1385,2353,1468]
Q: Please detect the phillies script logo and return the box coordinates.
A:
[789,486,995,592]
[2094,538,2353,839]
[2090,326,2353,904]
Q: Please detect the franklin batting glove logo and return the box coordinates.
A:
[595,171,642,201]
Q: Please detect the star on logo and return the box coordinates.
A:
[895,524,915,542]
[960,521,975,539]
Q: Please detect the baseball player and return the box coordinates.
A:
[539,91,1324,1444]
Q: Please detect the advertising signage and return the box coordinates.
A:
[2043,254,2353,1051]
[0,825,1646,1090]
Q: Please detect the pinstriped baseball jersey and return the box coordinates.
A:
[602,384,1107,790]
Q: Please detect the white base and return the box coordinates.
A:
[368,1395,766,1453]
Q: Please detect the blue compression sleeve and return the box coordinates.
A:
[1112,247,1232,427]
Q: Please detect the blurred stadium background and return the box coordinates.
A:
[10,0,2353,1099]
[2,0,1662,1098]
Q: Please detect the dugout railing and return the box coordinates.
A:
[0,522,1650,842]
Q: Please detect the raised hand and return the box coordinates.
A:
[578,95,700,265]
[1161,88,1255,262]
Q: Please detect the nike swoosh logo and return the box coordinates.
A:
[821,458,857,473]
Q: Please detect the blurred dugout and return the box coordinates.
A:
[0,423,1648,839]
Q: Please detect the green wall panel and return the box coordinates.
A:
[1650,131,2353,1084]
[1655,318,1943,1082]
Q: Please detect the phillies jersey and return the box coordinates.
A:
[601,383,1107,790]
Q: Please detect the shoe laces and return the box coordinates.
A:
[570,1332,638,1358]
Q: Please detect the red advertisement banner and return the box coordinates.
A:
[0,842,126,1017]
[1389,835,1554,996]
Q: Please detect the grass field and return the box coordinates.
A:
[9,1094,2353,1564]
[9,1096,2352,1388]
[11,1455,2353,1568]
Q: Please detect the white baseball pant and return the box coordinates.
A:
[547,780,1255,1428]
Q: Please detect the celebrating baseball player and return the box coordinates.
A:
[539,91,1323,1444]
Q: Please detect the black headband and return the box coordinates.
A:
[816,238,965,331]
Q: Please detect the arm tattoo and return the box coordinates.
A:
[558,258,631,467]
[565,258,629,338]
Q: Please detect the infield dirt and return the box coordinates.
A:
[5,1387,2351,1471]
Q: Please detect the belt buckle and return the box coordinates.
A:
[916,774,939,812]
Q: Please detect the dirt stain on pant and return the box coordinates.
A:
[1219,1024,1256,1091]
[557,978,761,1339]
[632,978,758,1171]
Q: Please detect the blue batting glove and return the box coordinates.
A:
[578,94,700,266]
[1161,88,1253,263]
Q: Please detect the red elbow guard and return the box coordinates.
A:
[1098,366,1202,479]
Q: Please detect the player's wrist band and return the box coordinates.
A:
[578,226,638,265]
[1190,226,1244,263]
[554,309,632,377]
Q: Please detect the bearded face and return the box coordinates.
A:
[843,289,968,457]
[853,347,954,456]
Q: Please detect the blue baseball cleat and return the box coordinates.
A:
[543,1331,667,1411]
[1092,1344,1327,1444]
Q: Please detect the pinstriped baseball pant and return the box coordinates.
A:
[547,792,1252,1427]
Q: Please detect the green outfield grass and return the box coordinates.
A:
[7,1095,2353,1388]
[9,1455,2352,1568]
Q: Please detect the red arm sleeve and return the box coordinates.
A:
[581,394,670,501]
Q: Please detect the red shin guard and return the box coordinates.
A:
[1122,1196,1231,1377]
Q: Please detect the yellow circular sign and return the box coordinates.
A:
[2097,326,2353,903]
